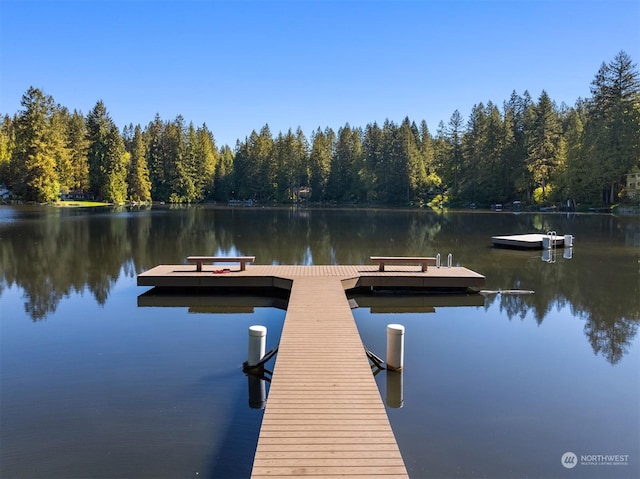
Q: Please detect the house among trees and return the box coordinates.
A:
[626,168,640,199]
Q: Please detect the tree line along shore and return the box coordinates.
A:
[1,51,638,209]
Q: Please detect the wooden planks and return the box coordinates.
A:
[136,262,487,477]
[137,264,486,290]
[251,276,408,478]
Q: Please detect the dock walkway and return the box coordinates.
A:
[137,263,485,477]
[252,276,407,477]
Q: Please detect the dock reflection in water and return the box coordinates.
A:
[137,286,286,412]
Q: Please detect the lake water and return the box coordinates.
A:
[1,205,638,478]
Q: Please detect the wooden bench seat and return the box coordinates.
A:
[187,256,255,272]
[370,256,436,272]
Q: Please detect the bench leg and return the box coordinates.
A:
[421,263,427,272]
[379,263,385,272]
[196,262,203,272]
[240,262,246,271]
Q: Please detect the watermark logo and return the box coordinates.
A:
[561,451,630,468]
[561,452,578,469]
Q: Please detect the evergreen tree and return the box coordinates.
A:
[376,120,397,203]
[86,100,128,203]
[485,102,510,202]
[309,127,334,202]
[461,103,488,203]
[52,108,74,195]
[417,120,441,199]
[195,124,218,200]
[327,124,361,202]
[232,135,252,200]
[0,115,15,185]
[163,116,191,203]
[254,125,276,202]
[294,127,310,200]
[503,91,533,201]
[214,145,234,201]
[559,105,592,204]
[362,122,383,202]
[526,91,563,202]
[390,117,425,204]
[127,125,151,201]
[585,50,640,203]
[11,87,61,202]
[274,129,296,201]
[66,110,90,193]
[146,114,167,201]
[442,110,464,195]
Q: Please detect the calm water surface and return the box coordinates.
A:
[1,206,638,478]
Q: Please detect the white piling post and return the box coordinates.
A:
[564,234,574,247]
[436,253,441,268]
[386,324,405,371]
[248,325,267,367]
[447,253,452,268]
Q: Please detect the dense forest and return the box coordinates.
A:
[1,51,638,207]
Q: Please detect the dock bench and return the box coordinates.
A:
[187,256,255,272]
[370,256,437,272]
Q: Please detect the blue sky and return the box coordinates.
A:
[1,0,638,147]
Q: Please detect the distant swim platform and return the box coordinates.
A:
[492,233,574,249]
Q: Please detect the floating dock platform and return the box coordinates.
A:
[138,262,485,477]
[492,233,572,249]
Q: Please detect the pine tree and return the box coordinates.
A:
[585,50,640,203]
[504,91,533,201]
[146,114,167,201]
[195,124,218,200]
[462,103,488,203]
[274,129,296,201]
[309,127,334,202]
[361,122,383,202]
[0,115,15,187]
[127,125,151,201]
[327,124,359,202]
[444,110,464,195]
[86,100,128,203]
[52,108,74,196]
[163,116,190,203]
[417,120,441,200]
[66,110,90,193]
[526,91,563,202]
[11,87,61,202]
[214,145,234,201]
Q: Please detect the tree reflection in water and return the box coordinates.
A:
[1,205,638,364]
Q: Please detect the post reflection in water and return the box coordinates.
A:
[386,369,404,409]
[247,372,267,410]
[137,286,283,412]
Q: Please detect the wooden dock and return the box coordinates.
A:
[137,263,485,477]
